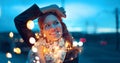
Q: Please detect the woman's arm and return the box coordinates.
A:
[14,4,43,47]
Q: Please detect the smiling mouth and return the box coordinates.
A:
[50,31,60,36]
[50,32,57,35]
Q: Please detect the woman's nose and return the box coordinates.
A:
[50,24,56,31]
[51,24,56,29]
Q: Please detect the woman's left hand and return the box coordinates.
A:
[65,46,82,61]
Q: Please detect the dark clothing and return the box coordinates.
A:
[14,4,78,63]
[14,4,43,47]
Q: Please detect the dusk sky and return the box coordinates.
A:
[0,0,120,34]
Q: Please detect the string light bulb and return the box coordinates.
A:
[26,20,34,30]
[9,32,14,38]
[6,52,12,58]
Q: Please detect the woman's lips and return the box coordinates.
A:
[50,31,59,36]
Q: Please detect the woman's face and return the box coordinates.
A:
[42,14,62,42]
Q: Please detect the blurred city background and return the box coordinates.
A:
[0,0,120,63]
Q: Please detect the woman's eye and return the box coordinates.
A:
[45,24,50,28]
[54,21,59,25]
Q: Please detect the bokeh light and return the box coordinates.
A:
[8,60,11,63]
[73,41,78,46]
[35,33,40,39]
[36,61,40,63]
[80,38,86,43]
[78,41,83,47]
[73,41,83,47]
[26,20,34,30]
[29,37,36,44]
[35,56,40,60]
[70,57,74,60]
[13,47,21,54]
[32,46,38,52]
[100,41,107,45]
[9,32,14,38]
[6,52,12,58]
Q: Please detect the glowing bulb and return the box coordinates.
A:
[35,33,39,39]
[36,61,40,63]
[73,41,78,46]
[70,57,74,60]
[8,60,11,63]
[78,41,83,46]
[32,46,38,52]
[6,52,12,58]
[65,41,70,47]
[26,20,34,30]
[35,56,40,60]
[29,37,36,44]
[55,46,59,50]
[13,47,21,54]
[9,32,14,38]
[73,41,83,47]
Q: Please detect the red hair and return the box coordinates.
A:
[38,12,73,46]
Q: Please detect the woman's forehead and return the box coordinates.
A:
[44,14,58,23]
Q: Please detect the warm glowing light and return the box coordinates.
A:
[36,61,40,63]
[19,38,24,43]
[35,33,40,39]
[65,41,70,48]
[55,46,59,50]
[43,47,49,54]
[9,32,14,38]
[6,52,12,58]
[13,47,21,54]
[8,60,11,63]
[70,57,74,60]
[73,41,78,46]
[53,54,58,58]
[32,46,38,52]
[29,37,36,44]
[26,20,34,30]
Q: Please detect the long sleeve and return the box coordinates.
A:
[14,4,43,47]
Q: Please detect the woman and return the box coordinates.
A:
[14,4,80,63]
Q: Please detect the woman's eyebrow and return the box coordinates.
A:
[53,20,58,22]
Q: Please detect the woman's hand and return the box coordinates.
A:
[64,46,82,62]
[41,4,66,18]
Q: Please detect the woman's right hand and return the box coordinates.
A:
[41,4,66,18]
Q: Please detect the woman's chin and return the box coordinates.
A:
[52,37,61,41]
